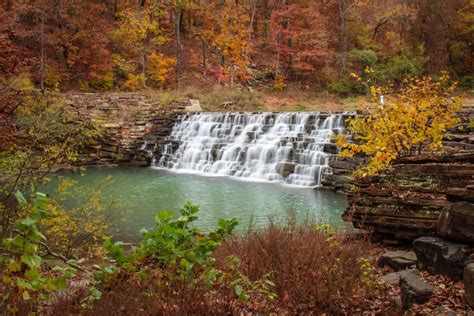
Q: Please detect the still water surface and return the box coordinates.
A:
[49,167,348,241]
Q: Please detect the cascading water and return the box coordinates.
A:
[155,112,349,187]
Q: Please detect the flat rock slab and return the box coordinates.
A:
[464,263,474,307]
[413,237,472,280]
[380,269,419,285]
[378,250,417,271]
[185,99,202,112]
[400,272,434,310]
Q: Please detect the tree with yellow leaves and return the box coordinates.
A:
[41,177,125,258]
[113,5,169,90]
[337,75,463,177]
[211,1,251,87]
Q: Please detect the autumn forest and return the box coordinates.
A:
[1,0,474,315]
[1,0,473,93]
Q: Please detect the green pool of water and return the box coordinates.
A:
[48,167,349,241]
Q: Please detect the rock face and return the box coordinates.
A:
[321,156,366,193]
[344,153,474,240]
[400,272,434,310]
[413,237,472,280]
[378,251,417,271]
[64,93,186,167]
[464,263,474,307]
[342,107,474,241]
[438,201,474,243]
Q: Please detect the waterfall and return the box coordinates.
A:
[155,112,349,187]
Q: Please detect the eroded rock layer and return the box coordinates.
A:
[343,106,474,241]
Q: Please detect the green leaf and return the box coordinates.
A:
[20,218,35,229]
[25,268,40,280]
[30,209,49,220]
[89,286,102,300]
[21,254,42,268]
[234,284,243,297]
[14,190,27,207]
[16,278,34,290]
[27,228,46,242]
[155,210,173,224]
[49,278,67,290]
[32,192,48,210]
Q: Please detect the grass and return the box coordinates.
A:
[144,84,367,112]
[143,83,473,113]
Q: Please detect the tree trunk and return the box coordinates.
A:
[338,0,347,75]
[201,40,206,78]
[39,9,45,92]
[175,8,182,89]
[230,63,234,88]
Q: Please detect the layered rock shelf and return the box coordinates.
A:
[65,93,187,167]
[343,106,474,241]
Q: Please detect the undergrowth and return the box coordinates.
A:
[51,211,385,315]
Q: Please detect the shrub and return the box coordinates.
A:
[349,49,378,70]
[337,75,463,176]
[40,177,125,258]
[216,219,383,314]
[381,51,425,83]
[85,203,276,314]
[1,192,78,315]
[328,77,365,97]
[0,90,99,235]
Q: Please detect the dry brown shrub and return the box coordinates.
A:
[216,218,384,314]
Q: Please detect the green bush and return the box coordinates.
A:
[88,203,276,314]
[328,77,365,97]
[1,192,78,314]
[459,75,474,90]
[381,51,425,82]
[349,49,378,69]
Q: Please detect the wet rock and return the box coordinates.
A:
[276,162,296,177]
[400,272,434,310]
[378,251,417,271]
[413,237,472,280]
[322,143,339,155]
[464,263,474,307]
[438,201,474,243]
[380,269,419,285]
[329,159,358,171]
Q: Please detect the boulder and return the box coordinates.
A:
[464,263,474,307]
[378,251,417,271]
[185,99,202,112]
[276,162,296,177]
[413,237,472,280]
[380,269,419,285]
[438,201,474,243]
[400,272,434,310]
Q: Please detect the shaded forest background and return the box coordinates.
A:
[0,0,472,93]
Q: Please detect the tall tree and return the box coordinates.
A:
[271,0,328,81]
[211,1,251,87]
[113,4,167,90]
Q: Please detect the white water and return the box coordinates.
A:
[155,112,348,187]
